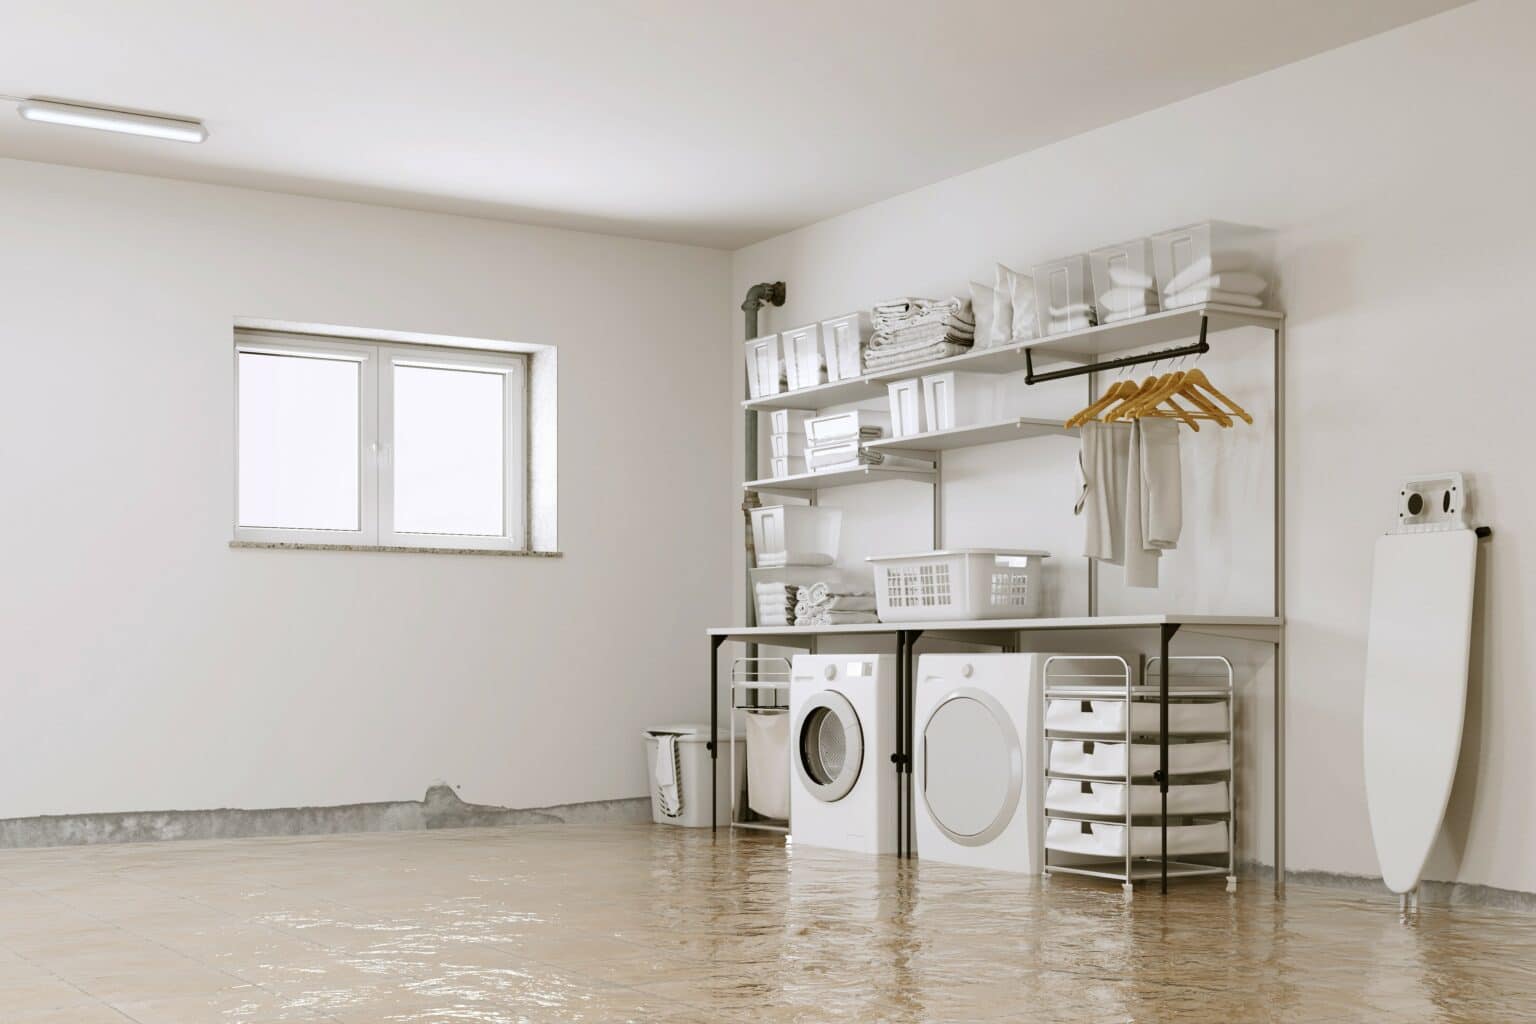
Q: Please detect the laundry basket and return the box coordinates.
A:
[643,725,742,828]
[869,549,1049,622]
[743,711,789,820]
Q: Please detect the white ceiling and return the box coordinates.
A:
[0,0,1466,249]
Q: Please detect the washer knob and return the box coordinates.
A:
[961,663,974,678]
[824,664,836,680]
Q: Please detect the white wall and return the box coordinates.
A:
[0,159,733,818]
[732,0,1536,893]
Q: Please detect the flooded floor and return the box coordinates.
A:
[0,824,1532,1023]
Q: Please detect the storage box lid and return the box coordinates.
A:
[866,548,1051,561]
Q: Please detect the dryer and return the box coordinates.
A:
[913,652,1055,873]
[788,653,898,855]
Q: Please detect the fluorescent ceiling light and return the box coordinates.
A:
[17,99,207,143]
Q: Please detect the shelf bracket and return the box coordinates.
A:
[1023,315,1210,385]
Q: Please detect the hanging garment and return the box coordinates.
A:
[1123,423,1161,588]
[1138,417,1183,550]
[1076,421,1129,564]
[653,734,682,816]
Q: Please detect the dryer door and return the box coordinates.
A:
[920,688,1022,846]
[795,690,864,803]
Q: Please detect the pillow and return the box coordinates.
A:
[991,264,1016,346]
[1009,270,1037,341]
[969,281,996,350]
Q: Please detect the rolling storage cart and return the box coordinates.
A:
[1041,655,1235,899]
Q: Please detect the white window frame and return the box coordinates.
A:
[234,333,527,551]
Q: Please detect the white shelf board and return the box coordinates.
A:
[865,418,1074,452]
[745,465,935,492]
[741,304,1282,411]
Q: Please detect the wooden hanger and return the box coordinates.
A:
[1064,379,1135,428]
[1186,368,1253,425]
[1111,373,1177,421]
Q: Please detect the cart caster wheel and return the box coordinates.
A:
[1122,883,1134,902]
[1226,876,1238,894]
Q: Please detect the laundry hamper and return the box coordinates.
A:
[869,549,1050,622]
[743,711,789,820]
[643,725,742,828]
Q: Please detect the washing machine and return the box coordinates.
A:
[788,653,898,855]
[913,652,1056,873]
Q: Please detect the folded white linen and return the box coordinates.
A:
[1101,307,1152,324]
[1049,302,1094,318]
[1178,271,1267,296]
[1123,422,1160,589]
[1162,253,1248,295]
[1108,266,1155,289]
[803,611,880,625]
[1164,288,1264,309]
[864,341,971,370]
[1098,286,1158,314]
[1138,417,1182,550]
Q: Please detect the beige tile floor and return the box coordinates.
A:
[0,825,1533,1023]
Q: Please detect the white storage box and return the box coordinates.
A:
[869,549,1048,622]
[806,408,891,445]
[644,725,743,828]
[1046,818,1227,858]
[1048,739,1230,778]
[781,323,825,392]
[1032,255,1096,336]
[921,371,999,432]
[1089,238,1159,325]
[1150,220,1274,309]
[769,409,815,435]
[887,379,925,437]
[744,335,783,399]
[1045,779,1229,818]
[743,710,789,820]
[770,455,808,478]
[1044,699,1228,736]
[750,505,841,567]
[770,432,806,459]
[821,312,871,382]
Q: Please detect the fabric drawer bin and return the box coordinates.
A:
[1044,699,1228,736]
[821,312,871,382]
[744,335,783,398]
[769,409,815,434]
[781,324,825,391]
[806,409,891,445]
[1048,739,1229,778]
[1046,819,1228,858]
[1045,779,1229,818]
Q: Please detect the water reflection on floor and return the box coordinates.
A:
[0,824,1532,1022]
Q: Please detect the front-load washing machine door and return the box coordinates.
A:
[920,688,1022,846]
[795,690,864,802]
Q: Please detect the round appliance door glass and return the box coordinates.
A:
[795,691,863,803]
[921,692,1021,845]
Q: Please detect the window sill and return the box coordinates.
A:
[230,540,562,558]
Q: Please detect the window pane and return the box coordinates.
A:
[393,364,504,536]
[238,352,361,531]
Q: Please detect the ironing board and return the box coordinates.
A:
[1362,530,1478,898]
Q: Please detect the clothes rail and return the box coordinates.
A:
[1024,315,1209,385]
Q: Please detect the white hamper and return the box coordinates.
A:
[643,725,742,828]
[743,711,790,820]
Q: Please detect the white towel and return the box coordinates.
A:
[1164,288,1264,310]
[1178,271,1267,296]
[864,341,970,369]
[653,734,681,816]
[1138,417,1182,550]
[1077,421,1128,564]
[804,582,873,605]
[1049,302,1094,317]
[1123,423,1161,589]
[1163,253,1249,296]
[1108,266,1155,289]
[1098,286,1158,315]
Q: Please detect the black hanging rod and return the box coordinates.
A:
[1024,315,1209,385]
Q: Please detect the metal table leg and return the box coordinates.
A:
[1159,623,1179,894]
[709,634,725,832]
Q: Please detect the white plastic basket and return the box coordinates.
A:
[751,505,841,567]
[867,549,1049,622]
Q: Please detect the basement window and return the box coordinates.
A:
[234,332,527,551]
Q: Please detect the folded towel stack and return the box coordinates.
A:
[1161,259,1269,311]
[754,581,797,627]
[804,443,936,475]
[864,297,976,372]
[795,584,879,626]
[1099,265,1160,324]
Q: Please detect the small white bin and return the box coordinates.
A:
[821,312,871,382]
[921,371,999,432]
[887,378,925,437]
[644,725,743,828]
[1032,254,1096,336]
[806,408,891,445]
[770,432,806,459]
[781,324,825,392]
[1045,779,1228,817]
[743,710,790,820]
[745,335,783,399]
[769,409,816,435]
[868,549,1049,622]
[769,455,808,478]
[1150,220,1274,309]
[750,505,842,568]
[1089,238,1159,325]
[1045,819,1227,858]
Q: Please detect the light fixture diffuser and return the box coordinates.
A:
[17,99,207,143]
